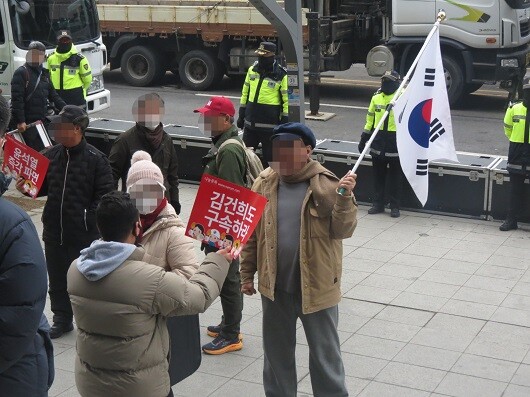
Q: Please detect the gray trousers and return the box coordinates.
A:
[262,290,348,397]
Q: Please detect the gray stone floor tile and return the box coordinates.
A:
[344,285,401,304]
[341,334,406,360]
[452,240,499,256]
[502,384,530,397]
[349,227,384,239]
[53,342,73,357]
[375,361,446,392]
[451,354,519,382]
[48,369,77,397]
[240,314,263,337]
[410,328,477,352]
[511,364,530,387]
[341,270,372,286]
[481,322,530,345]
[492,307,530,327]
[475,265,525,281]
[295,343,311,368]
[357,218,397,230]
[375,306,434,327]
[403,242,451,259]
[431,258,482,275]
[452,287,507,306]
[406,280,460,298]
[360,273,415,291]
[495,245,530,260]
[463,232,508,245]
[388,252,438,268]
[435,373,507,397]
[464,275,517,293]
[358,381,430,397]
[337,312,371,333]
[55,387,81,397]
[230,334,264,359]
[425,313,485,334]
[197,353,255,378]
[357,318,422,343]
[171,371,230,396]
[234,359,308,385]
[393,344,461,371]
[343,235,371,247]
[339,299,386,317]
[502,294,530,311]
[415,235,461,249]
[430,218,477,231]
[442,249,492,265]
[375,263,427,279]
[297,374,369,397]
[347,247,397,262]
[392,292,448,312]
[511,281,530,297]
[426,227,469,240]
[486,255,529,271]
[419,269,471,286]
[472,223,513,236]
[465,335,529,362]
[53,347,77,373]
[208,379,267,397]
[440,299,497,320]
[343,257,385,273]
[363,237,414,252]
[342,352,389,380]
[501,234,530,248]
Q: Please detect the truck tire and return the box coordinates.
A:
[121,46,164,87]
[464,83,483,95]
[442,55,464,106]
[179,50,220,90]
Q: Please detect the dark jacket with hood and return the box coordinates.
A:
[0,175,54,396]
[38,138,114,247]
[10,63,66,125]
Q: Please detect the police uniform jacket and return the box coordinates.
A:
[240,61,288,131]
[363,90,398,159]
[504,101,530,174]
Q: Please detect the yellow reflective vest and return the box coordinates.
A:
[503,102,530,170]
[46,45,92,106]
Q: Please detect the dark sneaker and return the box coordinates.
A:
[50,322,74,339]
[202,335,243,355]
[390,208,401,218]
[368,205,384,215]
[499,220,518,231]
[206,324,221,338]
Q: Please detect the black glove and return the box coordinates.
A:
[171,200,181,215]
[237,107,246,129]
[358,132,370,153]
[280,116,288,124]
[237,118,244,129]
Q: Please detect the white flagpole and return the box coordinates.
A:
[339,10,447,194]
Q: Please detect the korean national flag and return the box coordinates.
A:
[393,29,458,207]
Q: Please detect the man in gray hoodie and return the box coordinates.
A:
[67,191,233,397]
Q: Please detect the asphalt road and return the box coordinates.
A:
[98,65,510,157]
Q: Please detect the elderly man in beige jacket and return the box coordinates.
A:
[68,191,233,397]
[241,122,357,397]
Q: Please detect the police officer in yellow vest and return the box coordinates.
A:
[46,30,92,109]
[500,78,530,231]
[359,70,403,218]
[237,42,288,166]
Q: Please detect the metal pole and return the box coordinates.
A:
[307,12,321,116]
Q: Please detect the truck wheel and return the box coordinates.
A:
[121,46,164,87]
[464,83,483,95]
[442,56,464,106]
[179,50,219,90]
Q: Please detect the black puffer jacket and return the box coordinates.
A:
[10,63,66,125]
[39,138,114,246]
[0,198,54,397]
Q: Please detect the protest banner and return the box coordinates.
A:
[187,174,267,255]
[1,135,49,198]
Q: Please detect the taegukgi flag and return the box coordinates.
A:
[393,28,458,206]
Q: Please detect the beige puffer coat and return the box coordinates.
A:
[141,203,199,278]
[68,247,228,397]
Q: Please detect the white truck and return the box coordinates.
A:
[97,0,530,105]
[0,0,110,113]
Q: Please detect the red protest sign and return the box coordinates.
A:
[187,174,267,255]
[1,135,49,198]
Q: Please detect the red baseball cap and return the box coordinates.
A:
[194,96,235,117]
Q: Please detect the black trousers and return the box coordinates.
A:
[44,242,85,325]
[243,127,274,168]
[203,245,243,340]
[507,171,529,221]
[371,157,403,209]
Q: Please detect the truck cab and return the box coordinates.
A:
[0,0,110,113]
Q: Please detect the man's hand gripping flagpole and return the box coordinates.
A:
[338,10,447,196]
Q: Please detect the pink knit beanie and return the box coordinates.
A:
[126,151,164,190]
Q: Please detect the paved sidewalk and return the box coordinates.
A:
[4,183,530,397]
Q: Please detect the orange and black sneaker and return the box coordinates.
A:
[206,325,243,340]
[202,335,243,355]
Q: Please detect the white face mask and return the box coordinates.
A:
[137,113,162,130]
[127,179,166,215]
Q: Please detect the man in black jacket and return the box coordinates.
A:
[0,95,54,396]
[10,41,66,152]
[16,105,114,338]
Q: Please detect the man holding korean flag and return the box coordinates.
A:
[393,27,458,206]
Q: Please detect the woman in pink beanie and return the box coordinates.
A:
[126,150,201,386]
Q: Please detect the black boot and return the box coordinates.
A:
[50,322,74,339]
[368,205,385,215]
[390,208,401,218]
[499,219,518,231]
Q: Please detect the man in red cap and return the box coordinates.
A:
[193,96,246,354]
